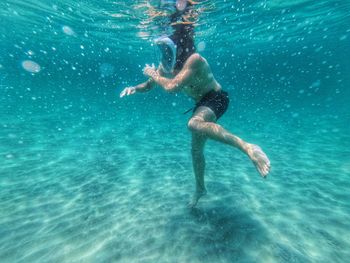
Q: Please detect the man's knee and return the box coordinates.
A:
[188,118,202,132]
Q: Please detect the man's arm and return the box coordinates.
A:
[144,53,203,92]
[120,78,155,98]
[134,78,155,92]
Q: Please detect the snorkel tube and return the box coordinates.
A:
[159,0,188,12]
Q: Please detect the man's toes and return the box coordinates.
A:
[264,164,269,171]
[262,168,268,176]
[262,167,267,176]
[265,168,269,175]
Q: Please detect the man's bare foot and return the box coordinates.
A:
[188,189,207,208]
[247,144,271,177]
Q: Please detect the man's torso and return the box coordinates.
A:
[174,54,222,102]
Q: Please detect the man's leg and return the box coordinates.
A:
[189,132,207,208]
[188,106,270,177]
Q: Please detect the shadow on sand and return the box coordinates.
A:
[164,202,269,262]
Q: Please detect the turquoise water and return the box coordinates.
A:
[1,0,350,262]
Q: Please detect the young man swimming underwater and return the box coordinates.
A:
[120,34,271,208]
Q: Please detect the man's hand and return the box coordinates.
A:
[120,87,136,98]
[143,64,159,80]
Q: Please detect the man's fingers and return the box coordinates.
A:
[128,88,135,95]
[120,89,125,98]
[120,88,131,98]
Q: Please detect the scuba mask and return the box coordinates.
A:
[154,36,177,73]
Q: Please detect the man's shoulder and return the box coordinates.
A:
[188,53,206,68]
[189,53,205,63]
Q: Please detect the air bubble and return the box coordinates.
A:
[99,63,114,77]
[62,25,75,36]
[6,154,14,159]
[197,41,206,52]
[21,60,41,73]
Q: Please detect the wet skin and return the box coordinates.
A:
[120,53,271,208]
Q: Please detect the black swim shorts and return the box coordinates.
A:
[192,90,229,120]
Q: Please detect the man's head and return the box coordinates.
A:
[170,24,196,71]
[154,31,196,73]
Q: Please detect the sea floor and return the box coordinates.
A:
[0,98,349,263]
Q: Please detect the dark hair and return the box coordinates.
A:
[169,2,196,71]
[170,24,195,71]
